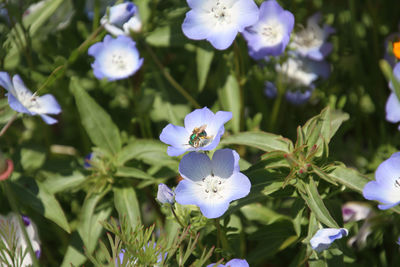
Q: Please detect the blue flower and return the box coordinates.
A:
[175,149,251,219]
[101,2,142,36]
[290,13,335,61]
[310,228,348,252]
[156,183,175,204]
[242,0,294,59]
[397,236,400,246]
[264,81,277,99]
[285,89,313,105]
[385,63,400,129]
[207,258,249,267]
[182,0,259,50]
[363,152,400,210]
[0,72,61,124]
[159,107,232,156]
[88,35,143,81]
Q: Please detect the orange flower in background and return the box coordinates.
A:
[394,41,400,59]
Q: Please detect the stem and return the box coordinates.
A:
[143,43,201,109]
[268,73,284,131]
[3,181,40,267]
[214,219,230,252]
[170,206,185,229]
[0,113,17,137]
[233,41,245,131]
[36,65,66,94]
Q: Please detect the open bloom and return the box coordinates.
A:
[175,149,251,219]
[159,107,232,156]
[290,13,335,61]
[310,228,348,252]
[0,213,41,266]
[156,183,175,204]
[100,2,142,36]
[88,35,143,81]
[363,152,400,209]
[0,72,61,124]
[385,62,400,129]
[242,0,294,59]
[182,0,259,50]
[207,258,249,267]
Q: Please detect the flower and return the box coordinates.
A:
[175,149,251,219]
[385,62,400,129]
[0,72,61,124]
[342,202,372,223]
[242,0,294,59]
[181,0,259,50]
[100,2,142,36]
[363,152,400,209]
[207,258,249,267]
[159,107,232,156]
[397,236,400,246]
[310,228,348,252]
[384,22,400,67]
[264,81,277,98]
[156,183,175,204]
[285,89,313,105]
[88,35,143,81]
[290,13,335,61]
[0,213,41,266]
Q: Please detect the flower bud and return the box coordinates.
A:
[156,184,175,204]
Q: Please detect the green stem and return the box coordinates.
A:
[268,73,284,131]
[143,43,201,109]
[170,206,185,229]
[214,219,230,252]
[233,41,245,131]
[36,65,66,94]
[3,181,39,267]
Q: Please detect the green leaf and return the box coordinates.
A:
[70,77,121,155]
[299,178,339,228]
[196,45,214,92]
[115,166,154,180]
[4,0,64,69]
[145,24,186,47]
[380,59,400,101]
[116,139,179,168]
[11,180,71,233]
[324,165,369,193]
[20,147,46,171]
[78,191,112,253]
[113,186,142,229]
[218,74,240,133]
[41,170,86,194]
[220,131,293,153]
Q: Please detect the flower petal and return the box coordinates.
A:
[0,72,12,92]
[386,92,400,123]
[7,93,30,114]
[184,107,215,132]
[211,149,240,178]
[40,114,58,125]
[182,10,213,41]
[224,172,251,201]
[179,152,212,182]
[30,94,61,115]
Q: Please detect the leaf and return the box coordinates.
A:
[70,77,121,155]
[116,139,179,168]
[299,178,339,228]
[113,186,142,229]
[115,166,154,180]
[218,74,241,133]
[11,180,70,233]
[196,45,214,92]
[41,170,86,194]
[145,24,186,47]
[380,59,400,100]
[324,165,369,194]
[20,147,46,171]
[220,131,293,153]
[4,0,64,69]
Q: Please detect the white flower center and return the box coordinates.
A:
[260,21,284,46]
[104,49,137,78]
[198,173,226,200]
[293,26,323,49]
[209,1,232,25]
[17,91,40,110]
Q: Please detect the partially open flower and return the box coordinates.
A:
[310,228,348,252]
[101,2,142,36]
[156,184,175,204]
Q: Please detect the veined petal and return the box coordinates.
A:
[182,10,214,41]
[224,172,251,201]
[184,107,215,131]
[197,198,230,219]
[0,72,13,92]
[160,124,189,148]
[207,25,238,50]
[310,228,348,252]
[211,149,240,178]
[179,152,212,182]
[30,94,61,115]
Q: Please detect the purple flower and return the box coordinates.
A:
[285,89,313,105]
[363,152,400,210]
[182,0,259,50]
[385,62,400,129]
[310,228,348,252]
[175,149,251,219]
[342,202,372,223]
[207,258,249,267]
[242,0,294,59]
[290,12,335,61]
[159,107,232,156]
[88,35,143,81]
[156,183,175,204]
[0,72,61,124]
[100,2,142,36]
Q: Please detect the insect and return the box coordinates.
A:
[188,125,213,148]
